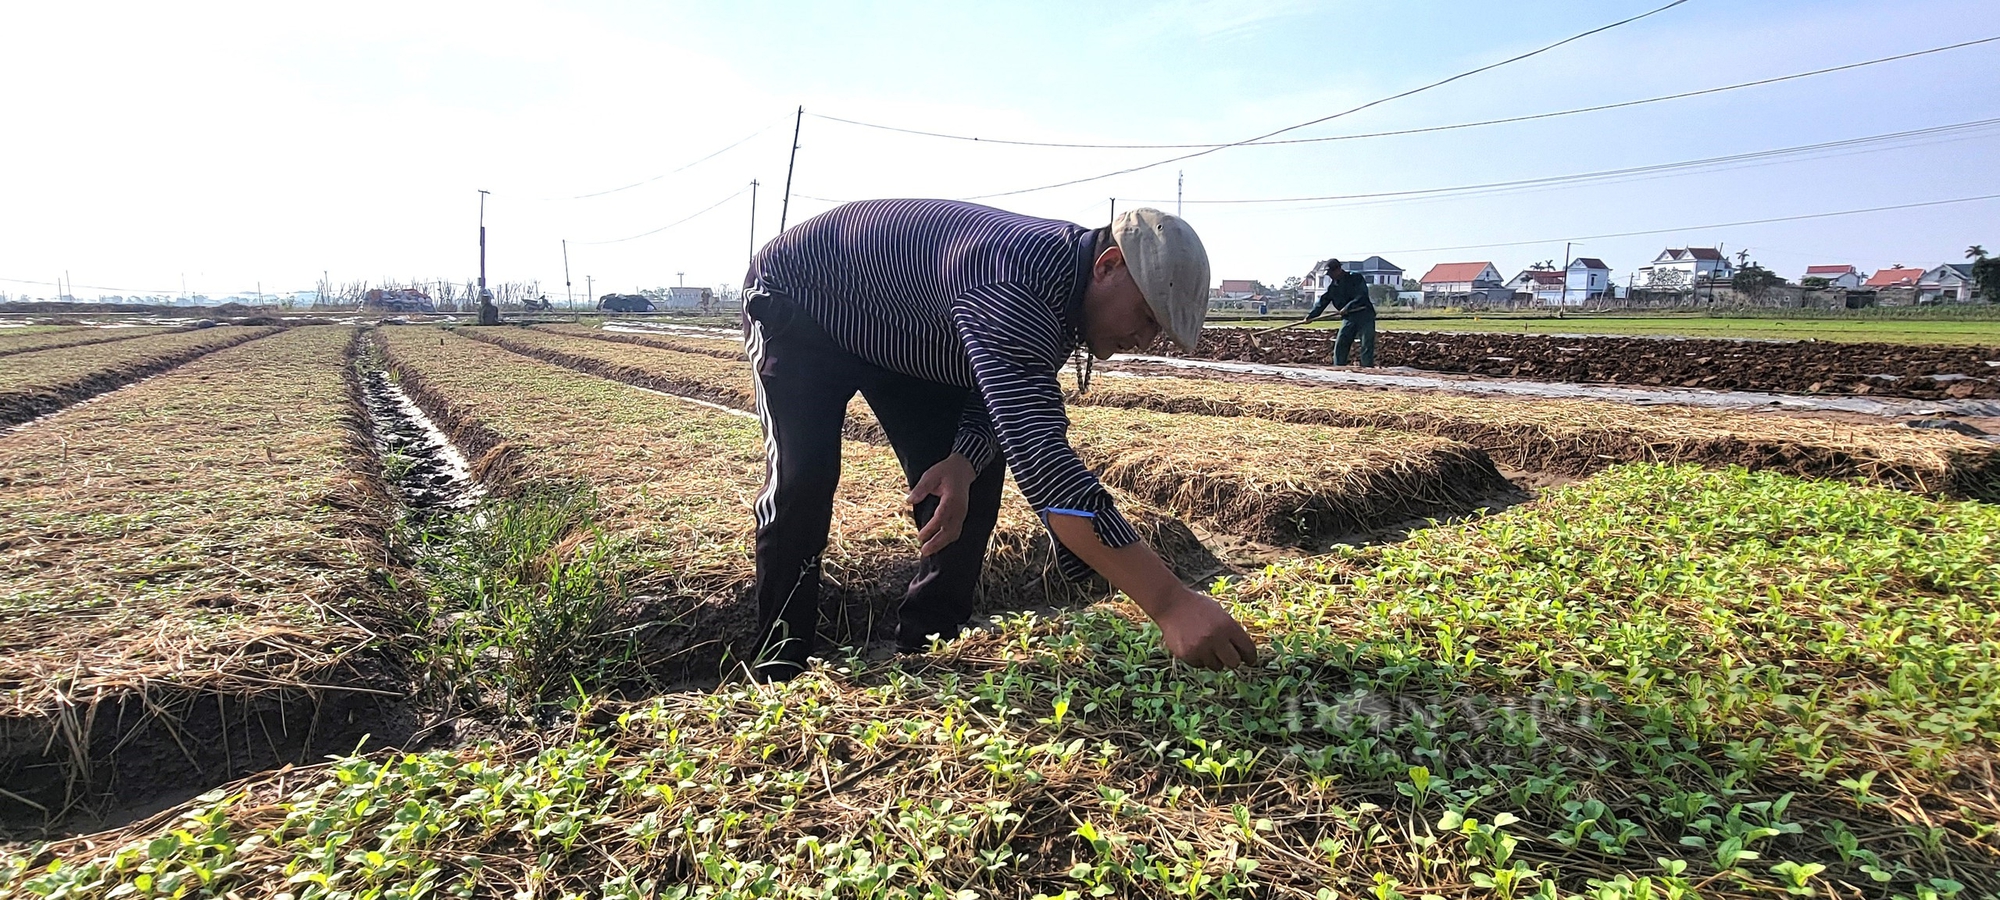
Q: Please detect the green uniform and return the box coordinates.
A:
[1306,270,1375,366]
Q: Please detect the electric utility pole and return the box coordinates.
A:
[747,179,759,263]
[779,107,802,233]
[477,189,491,297]
[562,239,574,309]
[1561,241,1574,307]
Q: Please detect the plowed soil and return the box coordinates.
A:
[1158,329,2000,399]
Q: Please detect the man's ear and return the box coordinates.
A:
[1094,244,1125,277]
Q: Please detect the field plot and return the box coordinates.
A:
[0,326,275,426]
[0,326,178,357]
[476,326,1510,544]
[374,328,1208,683]
[1168,328,2000,399]
[9,464,1994,898]
[1079,369,2000,500]
[537,320,744,358]
[0,327,400,819]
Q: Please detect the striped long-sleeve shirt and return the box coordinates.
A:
[743,198,1138,580]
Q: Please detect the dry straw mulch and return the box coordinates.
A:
[378,328,1207,677]
[0,326,276,426]
[0,326,178,358]
[476,326,1509,544]
[1076,368,2000,500]
[535,321,744,359]
[0,327,401,819]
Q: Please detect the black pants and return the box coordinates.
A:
[742,294,1006,676]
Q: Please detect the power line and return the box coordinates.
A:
[958,0,1693,200]
[548,119,782,200]
[1373,193,2000,255]
[575,183,756,245]
[811,36,1999,151]
[0,275,185,294]
[1118,117,2000,208]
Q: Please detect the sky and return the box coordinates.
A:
[1,0,1994,302]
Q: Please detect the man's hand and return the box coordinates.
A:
[1146,585,1259,670]
[907,453,976,557]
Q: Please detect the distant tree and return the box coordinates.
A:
[1529,259,1555,271]
[1732,263,1783,300]
[1969,245,1987,260]
[1800,276,1830,291]
[1400,277,1420,292]
[1974,257,2000,303]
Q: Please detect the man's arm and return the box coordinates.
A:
[939,283,1256,668]
[1044,513,1257,669]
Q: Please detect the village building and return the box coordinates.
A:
[1418,261,1507,304]
[1636,247,1734,288]
[1801,264,1864,289]
[1918,263,1976,303]
[1864,267,1926,289]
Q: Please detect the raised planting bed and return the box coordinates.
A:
[1075,369,2000,500]
[474,326,1509,544]
[534,321,745,359]
[12,464,1995,898]
[0,326,179,358]
[1158,327,2000,399]
[375,328,1212,684]
[0,327,405,825]
[1064,405,1509,544]
[0,326,277,426]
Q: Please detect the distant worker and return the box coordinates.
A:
[477,288,500,326]
[1303,258,1374,366]
[740,199,1257,682]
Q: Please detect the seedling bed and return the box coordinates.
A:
[0,326,276,426]
[0,327,407,825]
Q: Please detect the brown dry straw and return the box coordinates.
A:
[376,328,1215,682]
[0,327,406,820]
[0,326,181,358]
[467,325,1508,545]
[0,326,278,426]
[1076,366,2000,500]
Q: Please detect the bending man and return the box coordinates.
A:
[740,199,1257,681]
[1304,258,1375,367]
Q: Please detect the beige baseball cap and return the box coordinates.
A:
[1112,208,1210,351]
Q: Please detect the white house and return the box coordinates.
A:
[1419,262,1506,303]
[1505,269,1567,305]
[1802,265,1864,289]
[1565,258,1612,304]
[1302,257,1402,307]
[655,286,713,309]
[1637,247,1734,288]
[1919,264,1976,303]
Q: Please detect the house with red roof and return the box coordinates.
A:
[1801,265,1863,289]
[1214,279,1262,301]
[1865,267,1925,289]
[1419,262,1506,304]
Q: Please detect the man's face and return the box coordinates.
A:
[1328,263,1345,277]
[1082,245,1163,360]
